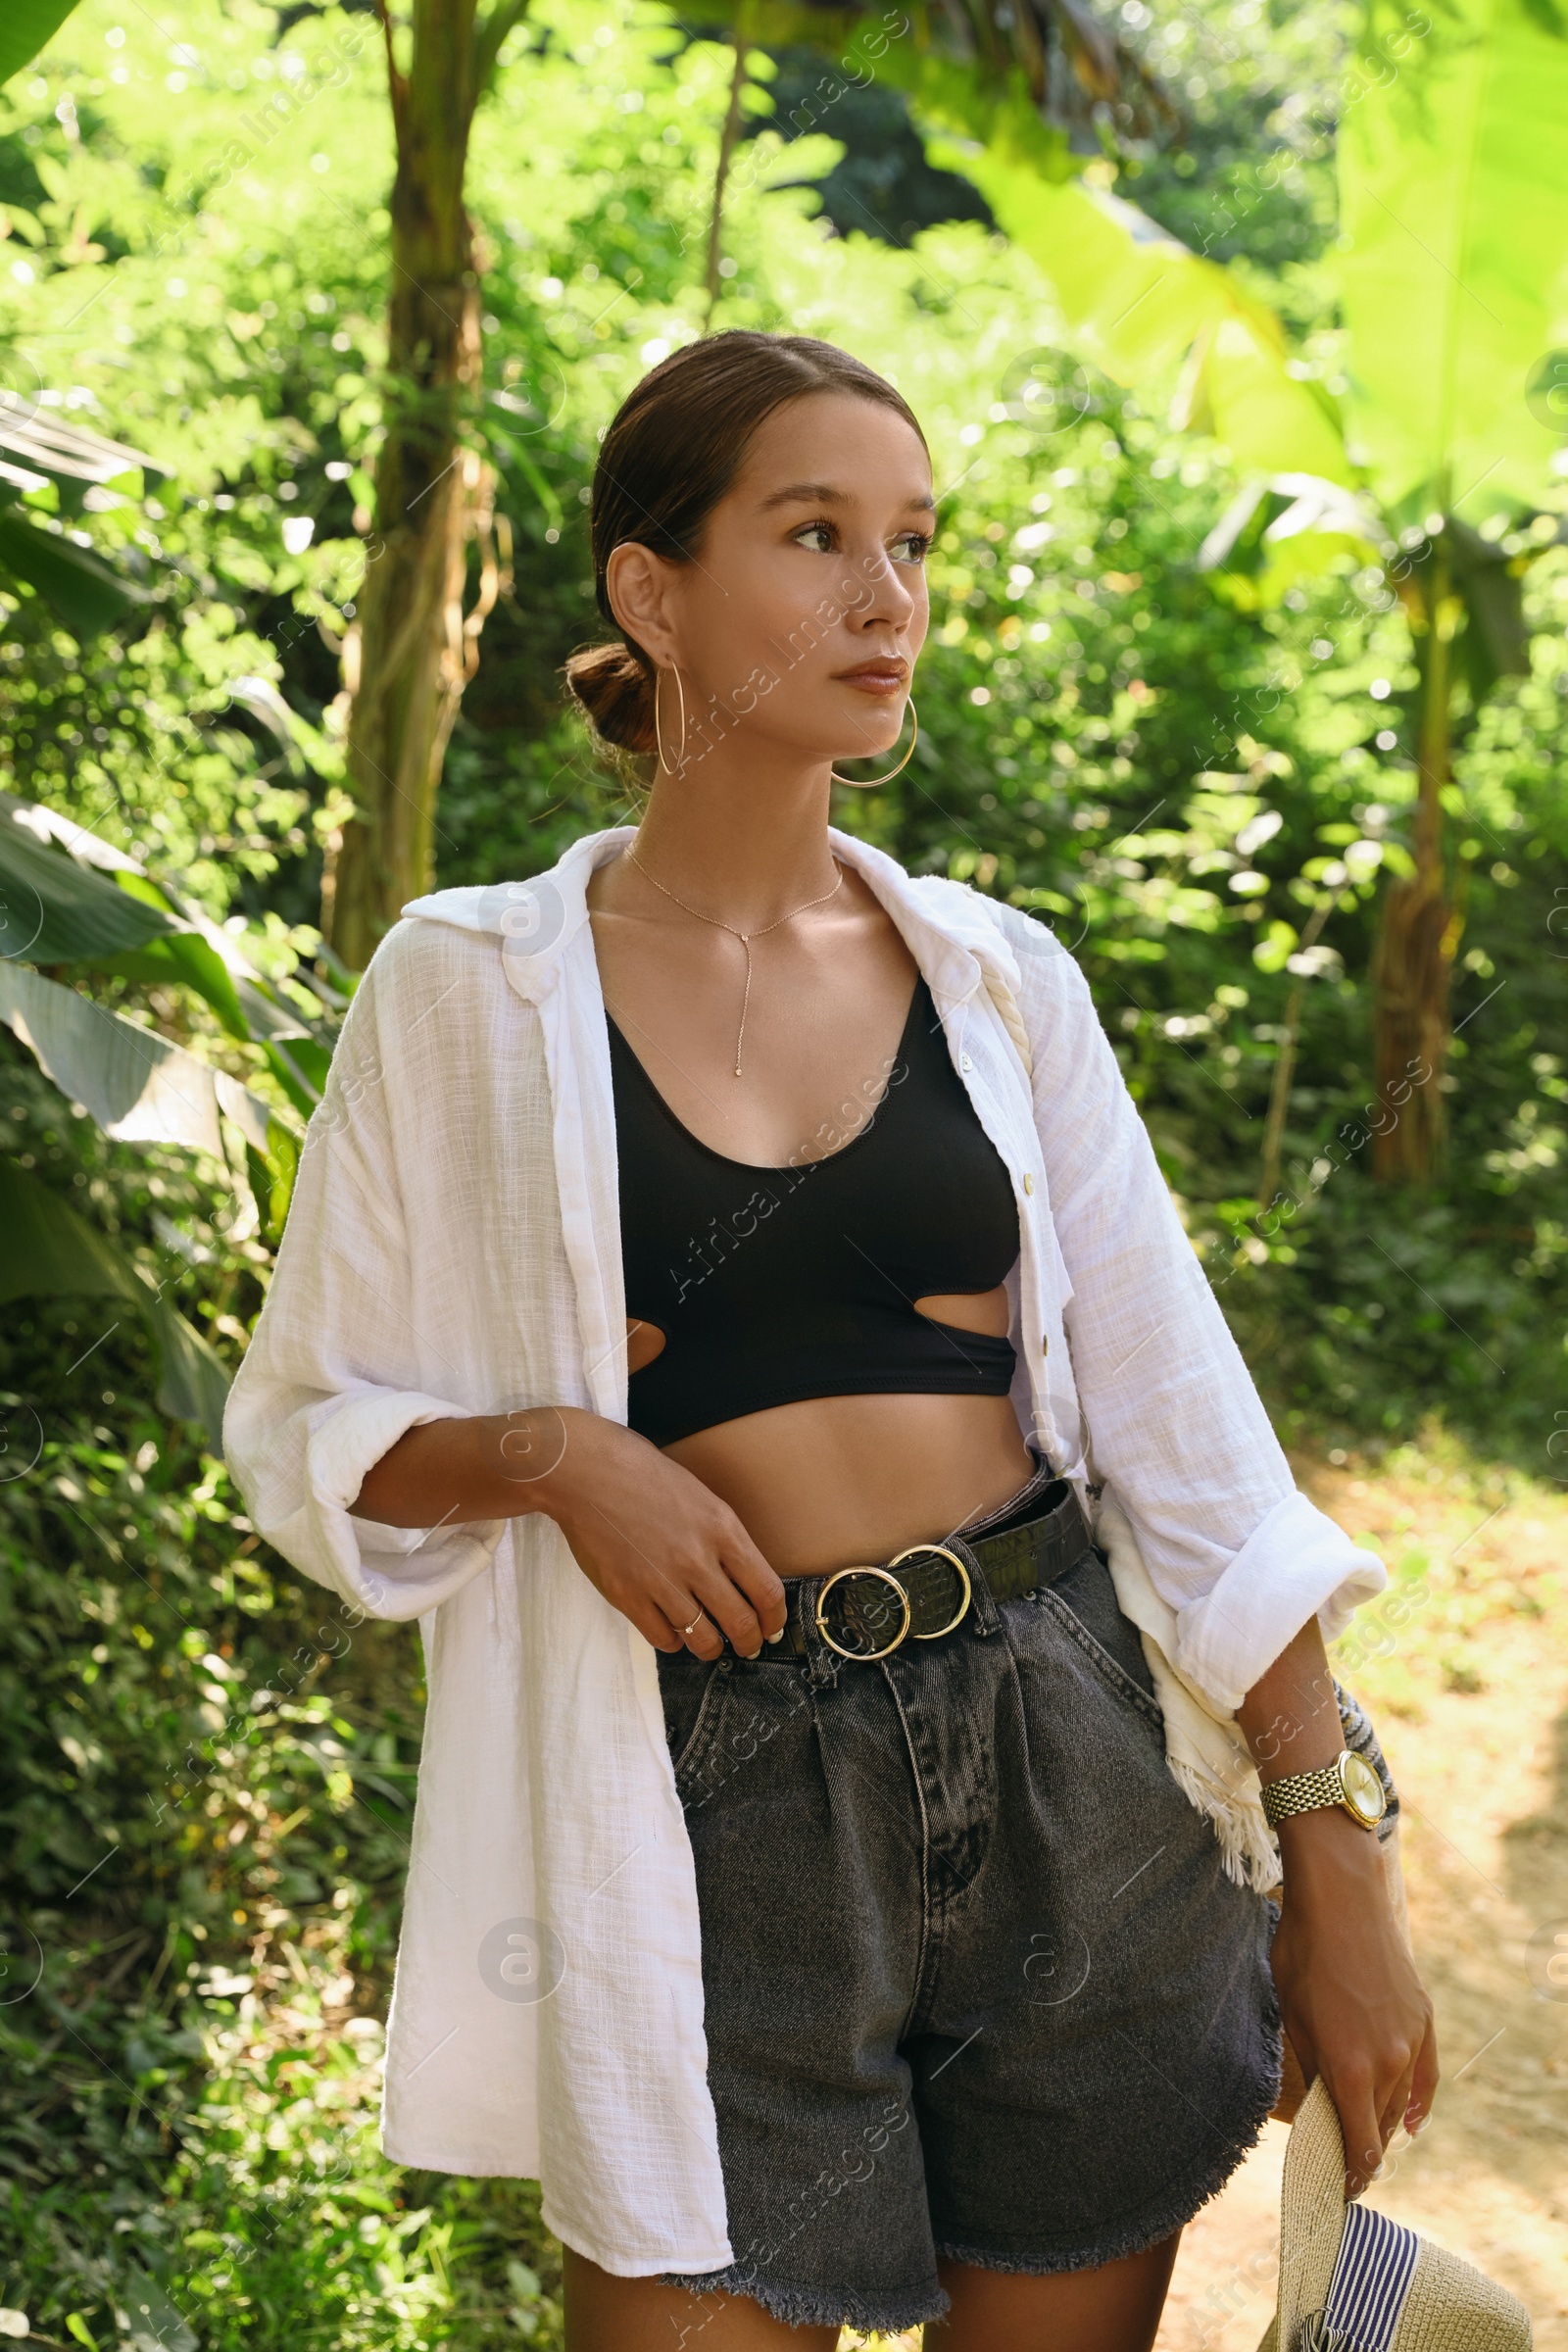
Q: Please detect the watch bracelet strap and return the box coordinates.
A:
[1260,1760,1347,1825]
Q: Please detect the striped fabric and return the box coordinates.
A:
[1303,2202,1421,2350]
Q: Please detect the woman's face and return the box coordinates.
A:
[605,389,933,777]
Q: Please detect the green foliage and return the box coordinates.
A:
[0,1365,563,2347]
[1339,0,1568,523]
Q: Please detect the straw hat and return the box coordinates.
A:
[1257,2077,1533,2351]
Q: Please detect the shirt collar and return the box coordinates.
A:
[400,823,1005,1011]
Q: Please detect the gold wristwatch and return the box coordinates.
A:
[1259,1748,1388,1832]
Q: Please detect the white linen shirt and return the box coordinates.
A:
[222,821,1384,2274]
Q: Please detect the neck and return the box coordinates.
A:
[630,753,841,931]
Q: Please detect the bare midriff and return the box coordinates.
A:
[636,1291,1036,1579]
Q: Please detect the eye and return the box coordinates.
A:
[792,520,835,555]
[892,530,932,564]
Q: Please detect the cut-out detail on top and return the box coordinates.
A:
[912,1286,1012,1341]
[606,974,1021,1448]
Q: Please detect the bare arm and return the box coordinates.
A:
[1237,1619,1439,2192]
[352,1406,788,1660]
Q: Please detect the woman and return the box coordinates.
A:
[224,330,1436,2351]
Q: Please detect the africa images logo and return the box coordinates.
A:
[477,1917,568,2006]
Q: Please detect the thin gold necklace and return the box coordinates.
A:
[625,843,846,1077]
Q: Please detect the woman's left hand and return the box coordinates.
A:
[1268,1810,1439,2193]
[1237,1615,1439,2194]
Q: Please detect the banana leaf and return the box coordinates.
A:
[927,135,1352,482]
[0,1152,135,1307]
[2,797,318,1051]
[1197,473,1385,608]
[142,1288,232,1453]
[0,787,144,875]
[0,961,272,1161]
[0,812,174,964]
[82,935,251,1042]
[0,0,84,87]
[0,505,151,636]
[0,1154,232,1451]
[246,1116,299,1245]
[0,398,160,516]
[690,0,1173,158]
[1338,0,1568,525]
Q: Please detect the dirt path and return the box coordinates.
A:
[846,1445,1568,2352]
[1158,1446,1568,2350]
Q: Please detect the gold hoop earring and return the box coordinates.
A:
[654,663,687,775]
[830,697,917,787]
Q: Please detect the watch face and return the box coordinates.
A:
[1341,1751,1386,1826]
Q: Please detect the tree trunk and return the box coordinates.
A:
[322,0,503,970]
[704,30,750,324]
[1371,534,1458,1182]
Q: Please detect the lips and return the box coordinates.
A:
[836,662,908,688]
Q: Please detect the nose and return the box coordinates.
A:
[842,540,920,634]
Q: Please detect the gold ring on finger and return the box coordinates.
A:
[679,1610,705,1639]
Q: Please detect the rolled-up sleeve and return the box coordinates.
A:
[222,947,505,1623]
[1016,925,1383,1713]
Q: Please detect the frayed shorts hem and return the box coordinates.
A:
[658,2264,951,2333]
[657,2044,1278,2326]
[933,2033,1283,2282]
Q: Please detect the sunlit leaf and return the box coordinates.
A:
[0,397,161,514]
[926,138,1352,480]
[247,1115,299,1243]
[1338,0,1568,521]
[261,1034,330,1116]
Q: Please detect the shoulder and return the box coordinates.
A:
[335,908,522,1076]
[359,905,508,1004]
[906,874,1067,962]
[914,879,1082,1014]
[969,893,1070,967]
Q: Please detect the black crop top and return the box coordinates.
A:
[607,976,1020,1447]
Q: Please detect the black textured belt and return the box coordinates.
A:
[774,1477,1095,1661]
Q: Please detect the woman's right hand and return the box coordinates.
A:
[503,1405,788,1659]
[352,1402,788,1657]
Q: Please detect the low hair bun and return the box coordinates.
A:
[563,332,927,775]
[563,637,658,760]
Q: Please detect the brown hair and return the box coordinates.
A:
[563,330,928,760]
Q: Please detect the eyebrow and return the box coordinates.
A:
[756,478,937,515]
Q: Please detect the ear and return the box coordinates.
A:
[606,541,683,668]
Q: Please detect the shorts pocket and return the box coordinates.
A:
[658,1652,729,1790]
[1022,1549,1162,1727]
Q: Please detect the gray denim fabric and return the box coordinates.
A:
[656,1527,1288,2334]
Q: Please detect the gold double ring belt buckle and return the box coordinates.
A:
[814,1544,973,1661]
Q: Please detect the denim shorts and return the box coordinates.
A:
[655,1488,1289,2335]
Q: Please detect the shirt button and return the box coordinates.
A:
[1022,1173,1035,1194]
[960,1054,972,1072]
